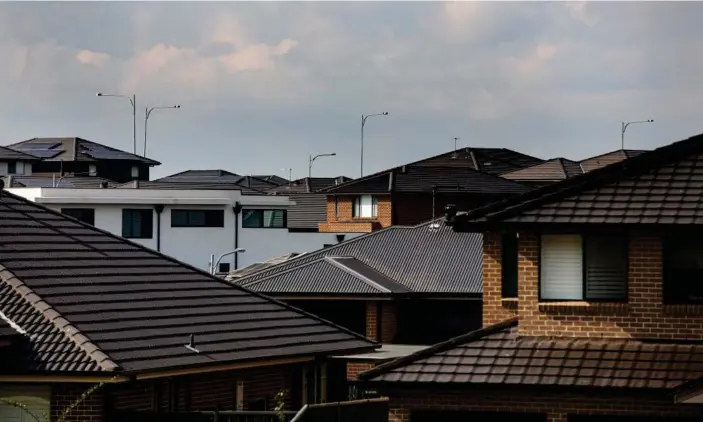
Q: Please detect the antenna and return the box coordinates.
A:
[451,137,460,159]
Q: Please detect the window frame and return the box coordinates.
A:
[171,209,225,228]
[61,208,96,226]
[538,233,629,302]
[352,195,378,218]
[121,208,154,239]
[241,209,288,229]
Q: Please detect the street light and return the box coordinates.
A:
[144,105,180,157]
[621,119,654,149]
[360,112,388,177]
[309,153,336,178]
[96,92,136,155]
[210,248,246,275]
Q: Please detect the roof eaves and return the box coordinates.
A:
[0,265,120,372]
[360,317,518,381]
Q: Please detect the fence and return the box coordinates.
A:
[290,398,389,422]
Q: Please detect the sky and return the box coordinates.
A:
[0,1,701,180]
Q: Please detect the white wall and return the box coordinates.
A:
[8,187,359,272]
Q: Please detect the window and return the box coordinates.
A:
[7,161,16,175]
[61,208,95,226]
[334,197,340,217]
[131,166,139,178]
[501,233,518,298]
[171,209,224,227]
[664,236,703,303]
[242,209,287,228]
[122,209,153,239]
[218,262,231,273]
[352,195,378,218]
[540,234,627,301]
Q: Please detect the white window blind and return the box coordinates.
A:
[541,234,583,300]
[354,195,377,218]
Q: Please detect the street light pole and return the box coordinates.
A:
[96,92,137,154]
[621,119,654,150]
[360,112,388,177]
[144,105,180,157]
[309,152,337,178]
[210,248,246,275]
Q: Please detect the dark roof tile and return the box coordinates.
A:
[362,319,703,389]
[0,190,376,374]
[6,138,160,165]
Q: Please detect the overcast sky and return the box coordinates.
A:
[0,2,701,179]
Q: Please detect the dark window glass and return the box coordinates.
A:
[584,236,628,301]
[122,209,153,239]
[171,210,224,227]
[61,208,95,226]
[242,209,287,228]
[501,233,518,298]
[664,236,703,303]
[7,161,16,174]
[218,262,231,273]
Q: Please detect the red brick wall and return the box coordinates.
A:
[484,232,703,340]
[384,388,703,422]
[365,301,398,343]
[52,384,104,422]
[320,196,391,233]
[347,361,377,380]
[392,193,502,226]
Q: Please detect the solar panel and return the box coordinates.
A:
[23,149,63,159]
[16,141,62,150]
[82,143,137,160]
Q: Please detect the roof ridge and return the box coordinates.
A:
[556,158,569,179]
[238,256,332,288]
[0,189,378,361]
[324,256,394,293]
[0,265,120,371]
[232,225,412,282]
[360,317,518,380]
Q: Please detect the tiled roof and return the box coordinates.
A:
[446,133,703,228]
[156,170,286,190]
[579,149,648,173]
[226,253,301,280]
[236,220,482,295]
[502,158,583,182]
[361,318,703,389]
[320,148,542,195]
[4,176,116,189]
[269,177,352,194]
[112,180,266,195]
[6,138,160,165]
[0,189,376,374]
[0,146,40,161]
[321,166,530,195]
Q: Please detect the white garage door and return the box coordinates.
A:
[0,386,50,422]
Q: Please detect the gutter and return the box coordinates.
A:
[233,202,242,270]
[154,204,164,252]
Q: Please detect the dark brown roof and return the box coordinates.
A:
[0,189,376,374]
[321,148,542,195]
[156,170,287,190]
[580,149,648,173]
[502,158,583,182]
[446,133,703,229]
[361,318,703,389]
[6,138,160,165]
[269,177,352,194]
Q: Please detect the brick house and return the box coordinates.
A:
[318,148,539,233]
[0,188,376,422]
[358,132,703,421]
[233,219,484,380]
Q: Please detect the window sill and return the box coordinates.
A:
[501,298,518,309]
[538,301,629,314]
[663,304,703,316]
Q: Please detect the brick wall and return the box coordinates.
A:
[320,196,392,233]
[484,232,703,339]
[52,384,104,422]
[384,388,703,422]
[347,361,377,380]
[365,301,398,343]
